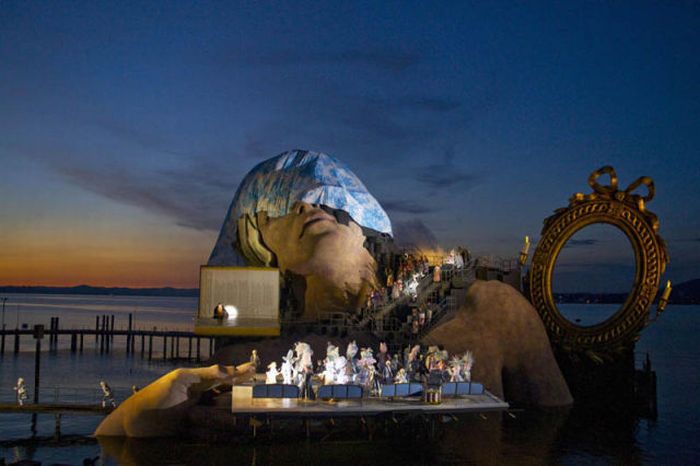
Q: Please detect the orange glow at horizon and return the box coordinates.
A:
[0,254,204,288]
[0,219,216,288]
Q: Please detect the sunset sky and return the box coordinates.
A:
[1,1,698,291]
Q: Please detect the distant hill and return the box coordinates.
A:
[669,279,700,305]
[554,292,628,304]
[0,285,198,298]
[1,278,698,303]
[555,278,700,305]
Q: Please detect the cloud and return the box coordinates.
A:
[381,199,433,215]
[235,91,465,167]
[20,37,490,233]
[416,170,482,190]
[234,48,422,72]
[414,146,484,191]
[219,45,498,172]
[393,219,439,250]
[90,117,185,156]
[327,95,463,145]
[14,112,249,232]
[364,96,462,113]
[49,157,240,231]
[285,92,454,144]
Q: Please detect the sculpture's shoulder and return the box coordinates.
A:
[462,280,542,325]
[466,280,528,305]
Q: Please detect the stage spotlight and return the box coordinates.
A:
[224,305,239,319]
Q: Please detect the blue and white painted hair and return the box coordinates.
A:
[208,150,393,266]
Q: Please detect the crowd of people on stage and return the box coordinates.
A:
[371,252,431,310]
[355,247,472,335]
[263,340,476,397]
[405,301,440,340]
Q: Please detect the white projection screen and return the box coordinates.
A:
[195,266,280,336]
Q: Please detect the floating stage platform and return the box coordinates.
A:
[230,381,507,417]
[210,381,509,439]
[230,393,508,417]
[184,382,510,440]
[193,316,280,336]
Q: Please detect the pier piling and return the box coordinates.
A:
[105,315,111,353]
[99,316,105,353]
[33,324,44,404]
[49,317,54,349]
[106,315,110,351]
[126,313,133,355]
[54,413,62,441]
[54,317,60,348]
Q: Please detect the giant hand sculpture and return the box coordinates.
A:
[94,363,255,437]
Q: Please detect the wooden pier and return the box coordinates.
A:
[0,402,110,414]
[0,313,215,362]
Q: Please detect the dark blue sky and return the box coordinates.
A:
[1,1,698,291]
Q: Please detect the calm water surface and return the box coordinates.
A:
[0,295,698,465]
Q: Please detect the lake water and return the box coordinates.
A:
[0,295,698,465]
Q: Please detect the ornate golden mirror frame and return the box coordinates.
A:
[528,166,669,358]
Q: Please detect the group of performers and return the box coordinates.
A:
[263,340,475,398]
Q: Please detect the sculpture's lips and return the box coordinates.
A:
[299,211,335,238]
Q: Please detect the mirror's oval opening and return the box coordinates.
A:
[553,223,635,327]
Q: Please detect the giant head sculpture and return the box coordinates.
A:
[209,150,392,318]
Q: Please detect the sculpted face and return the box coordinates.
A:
[257,201,377,317]
[257,202,362,273]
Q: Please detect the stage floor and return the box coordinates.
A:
[194,317,280,336]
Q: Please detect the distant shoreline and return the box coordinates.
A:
[1,281,698,304]
[0,285,198,298]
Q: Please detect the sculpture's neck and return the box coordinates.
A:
[302,275,365,319]
[279,245,378,320]
[302,264,376,320]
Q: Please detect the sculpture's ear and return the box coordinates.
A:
[235,213,276,267]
